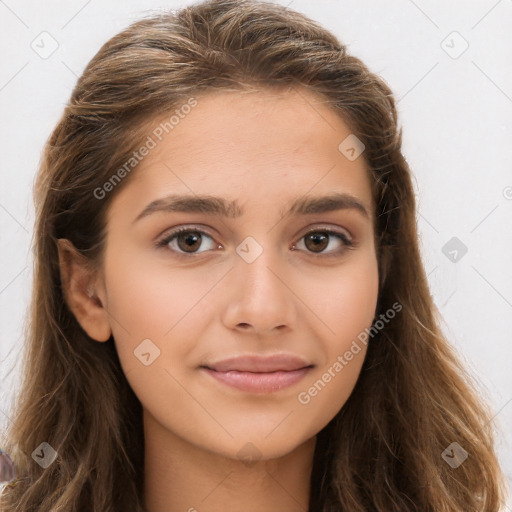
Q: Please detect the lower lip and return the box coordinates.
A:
[201,367,312,393]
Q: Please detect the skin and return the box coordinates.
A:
[58,86,380,511]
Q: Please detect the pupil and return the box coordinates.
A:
[179,233,201,252]
[307,233,328,252]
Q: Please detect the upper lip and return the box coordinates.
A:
[202,353,313,373]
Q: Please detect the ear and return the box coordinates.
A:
[57,238,112,342]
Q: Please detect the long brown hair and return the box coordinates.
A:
[1,0,508,510]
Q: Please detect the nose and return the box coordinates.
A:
[221,243,298,337]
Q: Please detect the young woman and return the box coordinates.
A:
[0,0,508,510]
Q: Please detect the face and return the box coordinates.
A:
[95,87,379,461]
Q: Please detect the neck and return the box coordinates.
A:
[143,410,316,512]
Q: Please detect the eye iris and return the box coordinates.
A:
[177,232,202,252]
[170,230,339,255]
[305,232,328,252]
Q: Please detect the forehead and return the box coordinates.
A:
[108,86,374,223]
[147,87,357,165]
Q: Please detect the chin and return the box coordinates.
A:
[214,431,315,464]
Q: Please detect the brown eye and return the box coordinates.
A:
[157,228,218,255]
[176,231,202,253]
[304,232,329,253]
[294,229,354,258]
[156,226,354,260]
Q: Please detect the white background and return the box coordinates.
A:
[0,0,511,507]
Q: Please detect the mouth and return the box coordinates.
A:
[199,353,314,393]
[200,367,313,393]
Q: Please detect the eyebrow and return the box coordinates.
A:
[132,192,370,224]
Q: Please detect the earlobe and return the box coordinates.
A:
[57,238,112,342]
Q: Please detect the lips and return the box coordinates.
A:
[203,353,313,373]
[200,353,314,393]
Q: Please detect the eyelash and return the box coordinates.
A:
[155,225,356,259]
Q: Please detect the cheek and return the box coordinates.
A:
[310,251,380,346]
[330,265,379,342]
[295,255,378,425]
[295,349,366,442]
[102,248,212,375]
